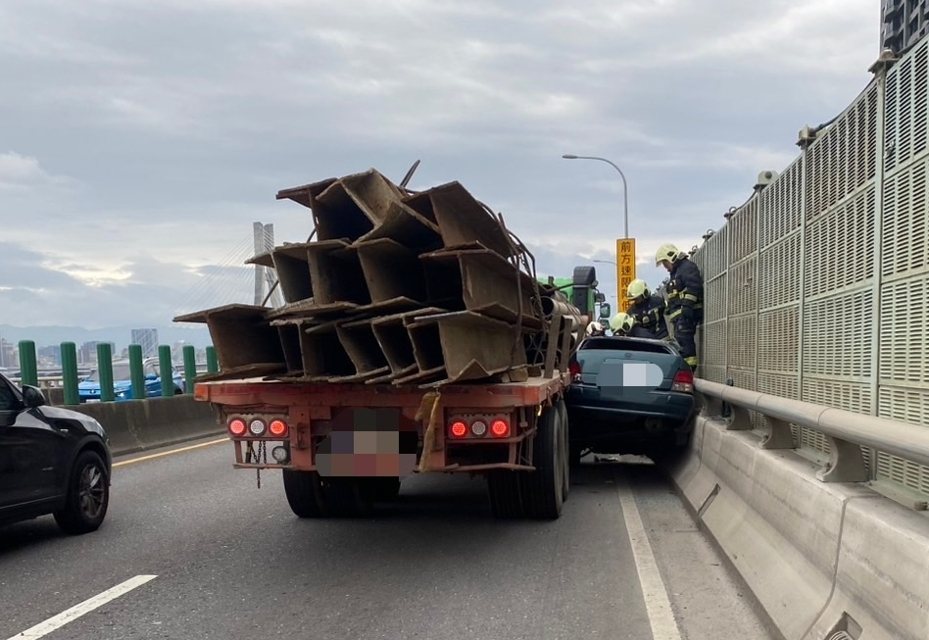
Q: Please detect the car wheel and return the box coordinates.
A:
[54,450,109,534]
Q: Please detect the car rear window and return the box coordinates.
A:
[580,337,675,355]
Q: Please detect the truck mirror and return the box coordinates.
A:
[599,303,611,320]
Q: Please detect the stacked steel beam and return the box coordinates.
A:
[175,168,580,386]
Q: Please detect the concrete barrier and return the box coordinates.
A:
[61,395,223,456]
[666,415,929,640]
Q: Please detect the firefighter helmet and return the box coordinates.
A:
[586,321,605,337]
[626,278,649,301]
[655,243,682,266]
[609,312,634,334]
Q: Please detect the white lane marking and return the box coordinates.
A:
[114,437,228,467]
[6,575,157,640]
[617,478,683,640]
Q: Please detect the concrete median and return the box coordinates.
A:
[62,395,223,456]
[665,414,929,640]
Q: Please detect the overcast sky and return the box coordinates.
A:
[0,0,878,330]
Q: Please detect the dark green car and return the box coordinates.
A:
[566,336,696,463]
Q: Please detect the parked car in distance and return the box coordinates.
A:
[79,358,184,402]
[0,373,111,534]
[565,336,696,463]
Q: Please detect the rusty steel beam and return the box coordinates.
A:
[336,317,391,381]
[421,248,541,327]
[400,311,526,386]
[354,238,426,310]
[309,169,405,242]
[404,182,514,258]
[295,320,357,381]
[174,304,285,373]
[276,177,337,210]
[270,243,313,303]
[369,307,446,382]
[300,239,370,308]
[357,200,442,251]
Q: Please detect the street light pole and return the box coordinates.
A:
[562,154,629,238]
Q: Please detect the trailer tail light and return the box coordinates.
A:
[450,421,468,438]
[569,360,582,382]
[470,420,488,437]
[228,418,247,437]
[248,418,267,436]
[490,419,510,438]
[672,369,694,394]
[268,419,288,437]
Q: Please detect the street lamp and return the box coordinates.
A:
[561,154,629,238]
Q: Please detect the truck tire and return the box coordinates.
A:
[282,469,325,518]
[362,477,401,502]
[555,398,570,503]
[521,405,565,519]
[487,471,524,518]
[323,478,372,517]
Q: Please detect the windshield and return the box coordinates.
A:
[88,364,133,381]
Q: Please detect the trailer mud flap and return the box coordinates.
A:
[315,408,418,477]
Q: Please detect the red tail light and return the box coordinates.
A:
[268,419,288,437]
[450,421,468,438]
[490,419,510,438]
[569,360,582,381]
[228,418,247,437]
[672,369,694,393]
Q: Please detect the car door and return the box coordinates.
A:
[0,378,63,509]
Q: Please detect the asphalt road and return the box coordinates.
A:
[0,439,780,640]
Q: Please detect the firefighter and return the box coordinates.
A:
[625,278,668,340]
[609,312,635,336]
[655,243,703,369]
[585,321,606,337]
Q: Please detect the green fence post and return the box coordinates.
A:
[206,346,219,373]
[158,345,174,398]
[96,343,115,402]
[182,345,197,394]
[129,345,145,400]
[18,340,38,387]
[61,342,79,405]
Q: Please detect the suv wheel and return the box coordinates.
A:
[54,450,110,534]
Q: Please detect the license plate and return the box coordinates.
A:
[316,408,418,477]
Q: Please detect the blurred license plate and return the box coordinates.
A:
[316,408,418,477]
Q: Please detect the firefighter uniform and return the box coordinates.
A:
[628,294,669,340]
[656,245,703,369]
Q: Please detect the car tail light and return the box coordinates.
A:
[672,369,694,393]
[248,418,267,436]
[268,419,288,437]
[569,360,582,381]
[450,421,468,438]
[228,418,247,437]
[490,419,510,438]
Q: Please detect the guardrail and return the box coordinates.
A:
[696,378,929,482]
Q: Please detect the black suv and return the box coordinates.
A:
[0,373,111,534]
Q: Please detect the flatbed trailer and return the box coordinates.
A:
[195,372,571,519]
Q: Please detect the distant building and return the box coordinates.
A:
[131,328,159,358]
[882,0,929,53]
[38,345,61,367]
[79,341,101,366]
[0,339,15,369]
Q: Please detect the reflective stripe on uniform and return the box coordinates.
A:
[684,356,698,367]
[668,308,682,320]
[682,293,699,302]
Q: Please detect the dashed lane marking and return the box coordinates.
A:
[6,575,157,640]
[617,475,683,640]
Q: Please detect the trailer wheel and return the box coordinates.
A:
[282,469,325,518]
[522,405,565,519]
[555,398,570,503]
[323,478,373,517]
[487,471,524,518]
[363,477,401,502]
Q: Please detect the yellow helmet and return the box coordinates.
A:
[609,312,634,334]
[626,278,649,301]
[655,243,682,266]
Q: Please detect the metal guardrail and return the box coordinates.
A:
[696,378,929,483]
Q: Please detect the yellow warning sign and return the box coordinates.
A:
[616,238,636,312]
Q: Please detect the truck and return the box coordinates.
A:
[183,168,599,519]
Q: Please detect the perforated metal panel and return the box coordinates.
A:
[882,155,929,278]
[702,320,727,370]
[758,233,801,308]
[759,159,803,249]
[803,290,873,378]
[876,386,929,495]
[702,365,727,384]
[729,198,758,264]
[758,306,799,374]
[728,368,755,392]
[758,373,797,401]
[703,226,729,281]
[805,186,876,298]
[879,278,929,384]
[806,82,878,221]
[705,274,728,324]
[885,40,929,173]
[800,378,874,457]
[726,315,755,370]
[727,257,756,316]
